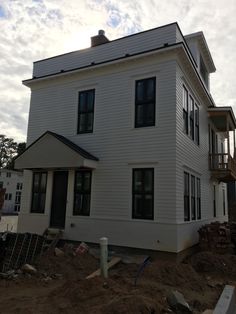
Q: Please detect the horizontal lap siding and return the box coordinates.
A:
[27,56,177,223]
[33,24,178,77]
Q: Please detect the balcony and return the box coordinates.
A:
[209,153,236,182]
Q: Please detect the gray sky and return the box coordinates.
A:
[0,0,235,142]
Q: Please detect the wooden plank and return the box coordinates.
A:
[86,257,121,279]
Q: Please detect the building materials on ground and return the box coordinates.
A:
[86,257,121,279]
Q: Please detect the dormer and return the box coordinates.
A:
[184,32,216,91]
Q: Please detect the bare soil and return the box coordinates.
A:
[0,246,235,314]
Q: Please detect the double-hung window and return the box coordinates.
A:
[132,168,154,220]
[184,171,201,221]
[31,172,47,213]
[135,77,156,128]
[73,170,92,216]
[183,85,200,145]
[77,89,95,134]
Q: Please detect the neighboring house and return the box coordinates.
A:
[0,169,23,214]
[15,22,236,253]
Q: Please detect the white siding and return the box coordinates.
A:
[33,23,179,77]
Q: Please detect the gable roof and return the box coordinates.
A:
[14,131,99,170]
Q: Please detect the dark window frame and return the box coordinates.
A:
[189,96,194,140]
[135,77,156,128]
[73,170,92,216]
[197,178,201,219]
[77,89,95,134]
[191,175,196,220]
[183,86,189,134]
[31,172,47,213]
[184,172,190,221]
[132,168,154,220]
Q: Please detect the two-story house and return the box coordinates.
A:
[0,169,23,213]
[15,22,236,253]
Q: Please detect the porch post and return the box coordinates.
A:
[227,116,230,156]
[234,129,236,157]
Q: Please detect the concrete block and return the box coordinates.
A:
[214,285,236,314]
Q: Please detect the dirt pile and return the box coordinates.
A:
[0,245,234,313]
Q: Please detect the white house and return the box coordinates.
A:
[0,169,23,213]
[15,22,236,253]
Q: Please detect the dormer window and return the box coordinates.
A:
[200,55,208,87]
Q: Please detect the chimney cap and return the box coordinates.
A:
[98,29,105,36]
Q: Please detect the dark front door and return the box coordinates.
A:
[50,171,68,228]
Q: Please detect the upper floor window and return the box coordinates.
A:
[15,191,22,204]
[73,170,92,216]
[16,182,23,190]
[77,89,95,134]
[0,181,3,189]
[132,168,154,220]
[135,77,156,128]
[184,171,201,221]
[5,193,12,201]
[6,172,11,178]
[31,172,47,213]
[183,85,199,145]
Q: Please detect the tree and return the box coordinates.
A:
[0,135,26,169]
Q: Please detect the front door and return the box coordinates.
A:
[50,171,68,228]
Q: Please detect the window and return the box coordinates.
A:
[184,172,190,221]
[183,86,188,134]
[4,193,12,201]
[0,182,3,189]
[31,172,47,213]
[14,205,20,212]
[6,172,11,178]
[191,175,196,220]
[73,170,92,216]
[196,178,201,219]
[16,182,23,190]
[184,171,201,221]
[135,77,156,128]
[183,85,200,145]
[77,89,95,134]
[15,191,21,204]
[132,168,154,220]
[223,189,226,216]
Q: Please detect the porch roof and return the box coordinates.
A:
[14,131,99,170]
[208,106,236,132]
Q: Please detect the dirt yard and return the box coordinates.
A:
[0,245,235,314]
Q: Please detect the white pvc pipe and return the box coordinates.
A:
[100,237,108,278]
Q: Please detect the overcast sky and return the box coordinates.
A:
[0,0,235,142]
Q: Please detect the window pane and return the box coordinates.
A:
[75,172,83,191]
[33,173,40,191]
[133,194,143,217]
[79,93,87,112]
[183,87,188,111]
[40,173,47,192]
[84,172,91,192]
[134,170,142,192]
[32,193,39,212]
[87,91,94,111]
[74,193,83,214]
[87,113,94,131]
[144,170,153,192]
[79,114,86,132]
[82,194,91,215]
[136,104,144,126]
[39,193,46,212]
[146,103,155,125]
[146,78,155,100]
[144,194,153,218]
[136,81,144,102]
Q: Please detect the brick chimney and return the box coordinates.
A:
[91,30,109,47]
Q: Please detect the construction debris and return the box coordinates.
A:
[167,290,192,313]
[86,257,121,279]
[54,248,64,257]
[21,264,37,274]
[198,222,236,252]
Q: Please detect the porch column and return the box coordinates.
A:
[227,116,230,156]
[234,129,236,157]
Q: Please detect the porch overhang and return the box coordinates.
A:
[208,107,236,132]
[14,131,99,170]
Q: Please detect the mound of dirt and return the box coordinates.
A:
[102,295,161,314]
[191,252,236,278]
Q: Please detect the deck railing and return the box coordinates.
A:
[209,153,236,179]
